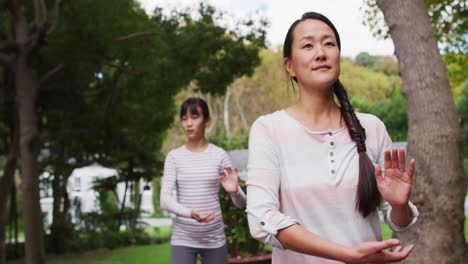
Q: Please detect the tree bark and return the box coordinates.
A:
[377,0,466,263]
[224,86,231,140]
[7,2,48,262]
[15,55,46,264]
[234,95,248,132]
[118,159,133,231]
[51,170,62,242]
[50,164,73,254]
[206,94,216,135]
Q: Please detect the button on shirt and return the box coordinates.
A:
[246,110,418,264]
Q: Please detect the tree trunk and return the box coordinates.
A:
[15,55,46,264]
[50,172,62,252]
[206,94,216,135]
[0,123,18,264]
[118,179,129,230]
[118,160,133,230]
[234,95,248,132]
[377,0,466,263]
[50,164,73,254]
[224,86,231,140]
[132,179,141,230]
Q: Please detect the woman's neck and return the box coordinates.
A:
[186,137,209,152]
[287,86,343,131]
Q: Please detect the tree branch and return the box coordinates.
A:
[47,0,62,35]
[26,28,47,58]
[34,0,47,27]
[102,62,125,115]
[9,2,29,46]
[116,32,159,41]
[40,64,64,84]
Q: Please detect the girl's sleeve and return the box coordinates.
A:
[221,150,246,209]
[160,152,192,218]
[376,118,419,232]
[246,117,300,249]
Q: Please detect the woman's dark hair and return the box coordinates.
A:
[283,12,380,217]
[180,97,210,121]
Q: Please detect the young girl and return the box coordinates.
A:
[160,97,246,264]
[246,12,419,263]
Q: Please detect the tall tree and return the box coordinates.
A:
[376,0,466,263]
[364,0,467,54]
[0,1,267,262]
[35,1,266,254]
[0,0,155,260]
[0,1,57,262]
[354,52,377,67]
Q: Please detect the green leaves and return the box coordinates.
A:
[351,92,408,141]
[187,4,268,95]
[362,0,467,54]
[35,0,267,177]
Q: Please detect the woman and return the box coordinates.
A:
[160,97,246,264]
[246,12,419,263]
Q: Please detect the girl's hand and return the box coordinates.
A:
[191,209,215,223]
[345,239,415,263]
[375,149,415,207]
[219,167,239,194]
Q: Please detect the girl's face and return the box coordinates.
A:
[181,107,209,141]
[285,19,340,91]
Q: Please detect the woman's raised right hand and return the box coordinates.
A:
[191,209,215,223]
[345,239,414,263]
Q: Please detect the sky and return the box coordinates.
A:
[137,0,395,58]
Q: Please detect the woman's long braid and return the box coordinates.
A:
[282,12,381,217]
[334,80,381,217]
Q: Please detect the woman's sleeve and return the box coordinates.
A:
[246,117,300,249]
[159,152,192,218]
[220,150,247,209]
[376,119,419,232]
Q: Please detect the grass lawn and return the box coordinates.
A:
[9,244,171,264]
[7,220,468,263]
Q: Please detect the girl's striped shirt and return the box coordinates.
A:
[160,143,246,248]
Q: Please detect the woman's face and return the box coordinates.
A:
[285,19,340,90]
[181,107,209,141]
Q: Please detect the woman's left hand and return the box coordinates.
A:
[220,167,239,194]
[375,149,415,207]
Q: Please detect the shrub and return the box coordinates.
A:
[220,182,268,258]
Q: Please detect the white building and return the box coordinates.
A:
[40,163,154,228]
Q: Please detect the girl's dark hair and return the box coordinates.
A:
[283,12,380,217]
[180,97,210,121]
